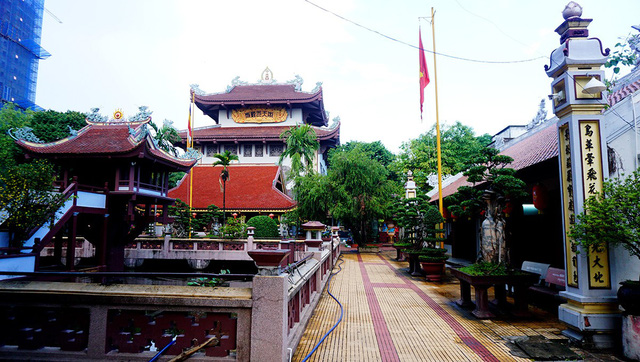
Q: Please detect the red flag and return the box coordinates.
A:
[419,28,430,119]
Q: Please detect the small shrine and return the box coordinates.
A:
[14,107,197,271]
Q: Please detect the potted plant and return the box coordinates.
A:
[392,239,412,261]
[446,147,527,266]
[445,148,534,318]
[419,248,449,282]
[570,170,640,360]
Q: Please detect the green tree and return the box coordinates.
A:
[0,160,65,247]
[293,172,332,223]
[30,110,86,143]
[168,199,220,237]
[247,215,279,238]
[279,124,319,178]
[0,103,32,172]
[213,150,239,226]
[221,216,247,239]
[604,31,639,84]
[392,193,443,249]
[325,146,396,245]
[395,121,491,191]
[149,119,181,156]
[570,170,640,280]
[446,147,527,265]
[335,141,400,183]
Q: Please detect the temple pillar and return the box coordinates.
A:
[546,3,619,348]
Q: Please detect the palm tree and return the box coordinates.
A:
[213,150,239,227]
[279,124,319,178]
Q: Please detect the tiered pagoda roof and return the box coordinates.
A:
[179,123,340,144]
[16,118,196,170]
[168,164,296,212]
[193,83,328,126]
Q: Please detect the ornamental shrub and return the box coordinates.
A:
[247,215,279,238]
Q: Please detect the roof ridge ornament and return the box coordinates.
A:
[562,2,582,20]
[286,74,304,91]
[312,81,323,93]
[190,84,206,96]
[8,127,43,143]
[259,67,275,84]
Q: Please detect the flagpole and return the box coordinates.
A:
[188,92,195,238]
[431,7,444,249]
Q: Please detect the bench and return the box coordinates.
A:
[528,267,567,309]
[520,261,551,285]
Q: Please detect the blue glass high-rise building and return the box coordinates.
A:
[0,0,50,110]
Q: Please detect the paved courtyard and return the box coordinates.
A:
[294,251,622,362]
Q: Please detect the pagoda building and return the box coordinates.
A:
[170,69,340,220]
[14,108,197,271]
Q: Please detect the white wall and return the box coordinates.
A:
[604,91,640,284]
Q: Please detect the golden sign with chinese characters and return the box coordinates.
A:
[559,124,579,288]
[578,120,610,289]
[231,106,288,124]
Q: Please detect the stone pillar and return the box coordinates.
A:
[251,275,288,362]
[247,227,255,251]
[546,3,619,348]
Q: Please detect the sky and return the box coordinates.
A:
[36,0,640,153]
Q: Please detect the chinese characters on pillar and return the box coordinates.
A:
[559,125,579,287]
[579,120,610,289]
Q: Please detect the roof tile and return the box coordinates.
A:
[168,164,296,211]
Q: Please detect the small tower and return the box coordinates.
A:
[404,170,417,199]
[546,2,618,348]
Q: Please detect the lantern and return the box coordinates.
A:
[269,213,275,219]
[532,184,548,211]
[232,213,238,219]
[192,212,197,218]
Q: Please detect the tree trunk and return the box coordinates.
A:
[480,193,508,264]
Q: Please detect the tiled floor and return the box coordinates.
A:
[293,251,623,362]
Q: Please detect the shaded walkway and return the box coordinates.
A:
[294,251,569,362]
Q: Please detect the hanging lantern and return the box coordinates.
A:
[192,212,197,218]
[532,184,548,211]
[232,213,238,219]
[269,213,275,219]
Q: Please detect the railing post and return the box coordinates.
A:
[251,275,288,362]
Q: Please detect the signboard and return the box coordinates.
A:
[578,120,610,289]
[231,106,288,124]
[559,124,579,288]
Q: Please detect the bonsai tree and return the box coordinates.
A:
[393,193,444,251]
[446,147,527,266]
[221,215,247,239]
[168,199,220,238]
[246,215,279,238]
[570,170,640,282]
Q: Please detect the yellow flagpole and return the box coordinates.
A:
[188,92,195,238]
[431,7,444,249]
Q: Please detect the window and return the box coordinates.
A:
[255,144,264,157]
[243,144,252,157]
[225,144,238,155]
[269,144,283,157]
[206,144,218,157]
